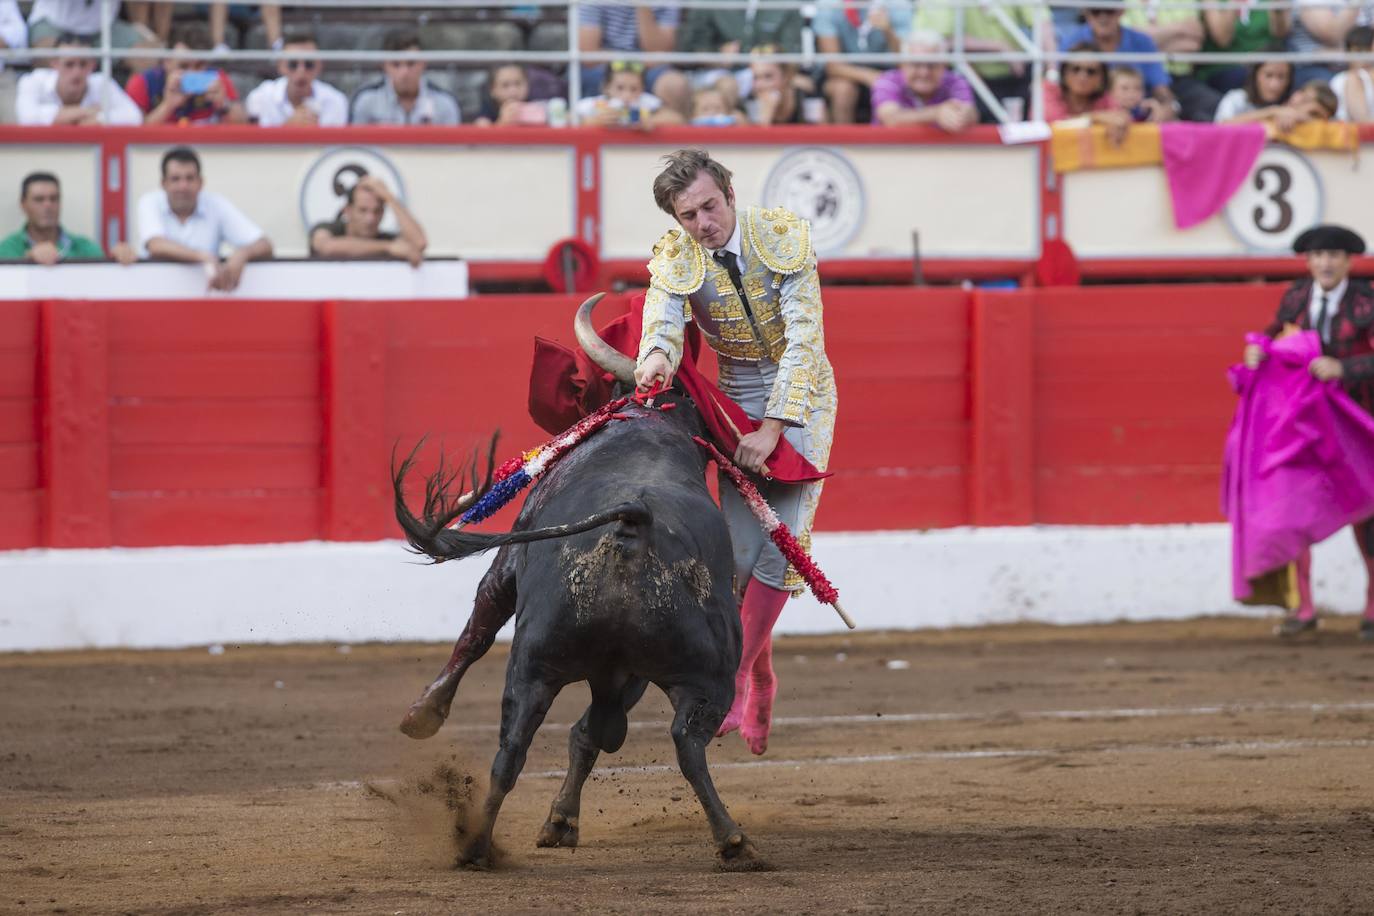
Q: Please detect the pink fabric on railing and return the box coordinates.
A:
[1222,330,1374,600]
[1161,122,1268,230]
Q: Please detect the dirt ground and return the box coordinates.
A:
[3,616,1374,915]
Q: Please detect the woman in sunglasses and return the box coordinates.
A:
[1044,42,1132,142]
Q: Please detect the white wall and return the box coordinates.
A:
[1,525,1365,652]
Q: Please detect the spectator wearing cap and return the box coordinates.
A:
[350,29,461,126]
[1333,25,1374,121]
[125,22,246,125]
[812,0,911,124]
[1290,0,1374,86]
[245,29,348,127]
[577,2,689,116]
[15,33,142,125]
[0,172,121,263]
[1244,224,1374,640]
[309,175,428,267]
[1199,0,1292,94]
[135,146,272,292]
[871,31,977,132]
[1060,7,1180,122]
[915,0,1046,122]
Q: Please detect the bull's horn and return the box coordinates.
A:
[574,292,636,385]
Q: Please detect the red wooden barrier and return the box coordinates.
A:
[0,285,1285,549]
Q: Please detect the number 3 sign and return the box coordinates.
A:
[1223,145,1323,252]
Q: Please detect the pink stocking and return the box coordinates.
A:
[1355,522,1374,619]
[715,579,789,739]
[741,638,776,755]
[1295,547,1315,621]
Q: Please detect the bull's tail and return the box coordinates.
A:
[393,443,653,563]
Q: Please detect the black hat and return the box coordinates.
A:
[1293,224,1366,255]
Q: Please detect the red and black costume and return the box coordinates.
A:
[1265,278,1374,415]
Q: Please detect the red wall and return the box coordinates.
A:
[0,285,1281,549]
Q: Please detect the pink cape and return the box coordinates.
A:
[1223,330,1374,600]
[1161,122,1267,230]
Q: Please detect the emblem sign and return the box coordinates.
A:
[761,147,865,256]
[1223,145,1323,253]
[299,146,407,236]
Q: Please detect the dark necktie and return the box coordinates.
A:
[713,249,755,321]
[1317,293,1332,345]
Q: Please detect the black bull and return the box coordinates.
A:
[391,294,768,870]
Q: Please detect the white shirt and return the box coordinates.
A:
[1310,277,1348,342]
[15,67,142,125]
[710,218,744,265]
[245,76,349,127]
[573,92,662,120]
[1332,69,1374,122]
[136,189,265,258]
[1213,88,1256,123]
[0,1,27,72]
[28,0,120,33]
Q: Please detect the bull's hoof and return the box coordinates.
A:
[456,840,495,871]
[535,812,579,848]
[399,702,447,740]
[716,832,773,872]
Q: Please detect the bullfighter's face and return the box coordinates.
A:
[670,172,737,252]
[1307,249,1351,291]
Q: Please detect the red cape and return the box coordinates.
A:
[529,293,830,483]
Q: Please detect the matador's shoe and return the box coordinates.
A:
[1359,618,1374,643]
[1276,615,1318,638]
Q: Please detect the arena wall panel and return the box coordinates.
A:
[0,301,40,549]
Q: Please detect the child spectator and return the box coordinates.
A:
[476,63,539,126]
[125,23,246,125]
[1332,25,1374,122]
[1214,58,1299,126]
[1290,79,1340,121]
[573,60,678,126]
[1108,66,1151,122]
[691,87,741,125]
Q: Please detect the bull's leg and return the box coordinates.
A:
[537,677,650,848]
[400,560,516,739]
[457,666,558,870]
[666,684,771,872]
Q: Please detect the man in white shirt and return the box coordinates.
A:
[136,146,273,291]
[245,29,348,127]
[15,35,142,125]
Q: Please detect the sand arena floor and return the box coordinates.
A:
[3,616,1374,914]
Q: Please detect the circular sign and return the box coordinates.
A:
[1223,145,1323,253]
[760,146,865,256]
[299,146,407,236]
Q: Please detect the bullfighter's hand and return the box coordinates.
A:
[1243,344,1266,369]
[635,350,675,393]
[735,419,784,475]
[1309,356,1344,381]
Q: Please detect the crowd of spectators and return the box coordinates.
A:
[0,1,1371,132]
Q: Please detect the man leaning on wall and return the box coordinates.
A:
[0,171,135,264]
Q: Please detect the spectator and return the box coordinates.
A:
[677,3,803,101]
[871,31,977,132]
[125,22,246,125]
[475,64,540,126]
[135,147,272,292]
[577,2,689,115]
[0,172,119,263]
[0,1,27,73]
[745,49,812,124]
[1108,66,1150,121]
[1333,25,1374,121]
[1060,7,1179,122]
[1199,0,1292,93]
[691,86,742,125]
[350,29,461,126]
[812,0,912,124]
[123,1,171,45]
[1122,0,1221,121]
[573,60,680,126]
[309,175,427,267]
[1290,0,1374,85]
[1290,78,1341,120]
[15,34,142,125]
[1043,43,1131,143]
[26,0,158,56]
[915,1,1046,122]
[1214,58,1304,128]
[209,2,281,54]
[244,29,347,127]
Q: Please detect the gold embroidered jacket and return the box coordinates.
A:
[637,205,833,427]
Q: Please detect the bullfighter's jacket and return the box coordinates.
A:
[1266,277,1374,415]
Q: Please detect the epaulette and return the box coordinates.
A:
[647,227,707,296]
[744,206,812,276]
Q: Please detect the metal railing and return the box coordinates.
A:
[3,0,1371,126]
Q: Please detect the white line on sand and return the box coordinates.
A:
[445,699,1374,735]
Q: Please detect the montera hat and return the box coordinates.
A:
[1292,224,1366,255]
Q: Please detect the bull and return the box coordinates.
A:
[391,294,767,870]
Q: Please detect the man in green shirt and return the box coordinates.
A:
[0,173,108,264]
